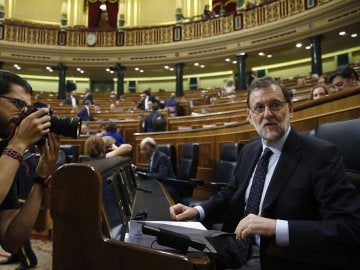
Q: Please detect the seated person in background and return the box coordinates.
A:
[164,93,179,116]
[309,84,330,100]
[77,100,94,122]
[329,66,360,91]
[133,137,175,180]
[102,136,118,152]
[80,123,97,136]
[82,88,93,105]
[209,96,217,105]
[133,137,179,201]
[170,76,360,269]
[84,135,132,160]
[222,79,236,95]
[203,4,213,20]
[96,123,106,137]
[317,74,328,84]
[143,103,166,132]
[296,77,307,87]
[101,121,125,146]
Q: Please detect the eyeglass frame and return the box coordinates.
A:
[0,95,29,110]
[248,100,288,115]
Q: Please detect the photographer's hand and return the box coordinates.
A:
[9,108,51,150]
[36,132,60,179]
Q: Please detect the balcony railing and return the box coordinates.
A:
[0,0,331,47]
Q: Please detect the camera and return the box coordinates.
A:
[25,101,81,145]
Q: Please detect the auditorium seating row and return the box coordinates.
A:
[132,87,360,199]
[57,87,359,191]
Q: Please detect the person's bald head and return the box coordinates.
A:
[140,137,157,149]
[140,137,157,159]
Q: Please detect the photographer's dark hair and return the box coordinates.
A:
[247,76,292,108]
[0,70,32,95]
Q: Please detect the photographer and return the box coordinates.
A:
[0,70,60,254]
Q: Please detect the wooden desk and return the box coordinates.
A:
[51,157,211,270]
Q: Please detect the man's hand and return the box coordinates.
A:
[10,108,51,150]
[169,203,199,221]
[234,214,276,240]
[36,132,60,178]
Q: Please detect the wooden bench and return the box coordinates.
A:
[51,157,211,270]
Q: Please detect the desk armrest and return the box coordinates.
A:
[158,178,204,187]
[204,181,227,190]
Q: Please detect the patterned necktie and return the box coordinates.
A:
[232,147,273,266]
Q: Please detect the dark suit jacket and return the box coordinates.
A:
[64,96,79,106]
[201,129,360,270]
[136,150,175,180]
[77,106,92,121]
[137,95,158,110]
[143,110,157,132]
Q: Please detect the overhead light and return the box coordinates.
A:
[225,58,230,62]
[194,63,199,66]
[100,4,107,11]
[110,70,114,73]
[169,68,174,71]
[232,60,237,64]
[351,33,358,38]
[106,68,110,72]
[305,45,311,49]
[339,31,346,36]
[296,43,302,48]
[135,67,139,71]
[164,65,169,69]
[140,70,144,73]
[258,52,264,56]
[267,54,272,58]
[76,68,81,71]
[200,65,205,68]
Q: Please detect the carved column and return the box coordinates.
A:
[236,53,246,90]
[113,63,125,99]
[310,35,323,76]
[175,63,184,97]
[54,63,67,100]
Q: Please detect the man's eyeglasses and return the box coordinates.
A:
[0,95,28,110]
[249,100,287,115]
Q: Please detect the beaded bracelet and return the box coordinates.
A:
[34,175,52,188]
[2,147,23,162]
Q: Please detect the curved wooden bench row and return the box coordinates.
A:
[132,87,360,199]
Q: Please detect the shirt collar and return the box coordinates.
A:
[262,126,291,155]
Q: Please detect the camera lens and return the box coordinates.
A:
[50,116,81,138]
[32,102,82,139]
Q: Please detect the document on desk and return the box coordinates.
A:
[125,220,234,253]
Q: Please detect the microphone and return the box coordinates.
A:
[142,224,206,253]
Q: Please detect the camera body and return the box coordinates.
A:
[24,101,81,145]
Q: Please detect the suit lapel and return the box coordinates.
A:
[238,144,263,193]
[262,130,303,212]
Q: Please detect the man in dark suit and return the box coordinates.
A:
[137,89,158,110]
[77,100,93,122]
[170,76,360,270]
[64,90,79,106]
[82,88,93,105]
[133,137,175,180]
